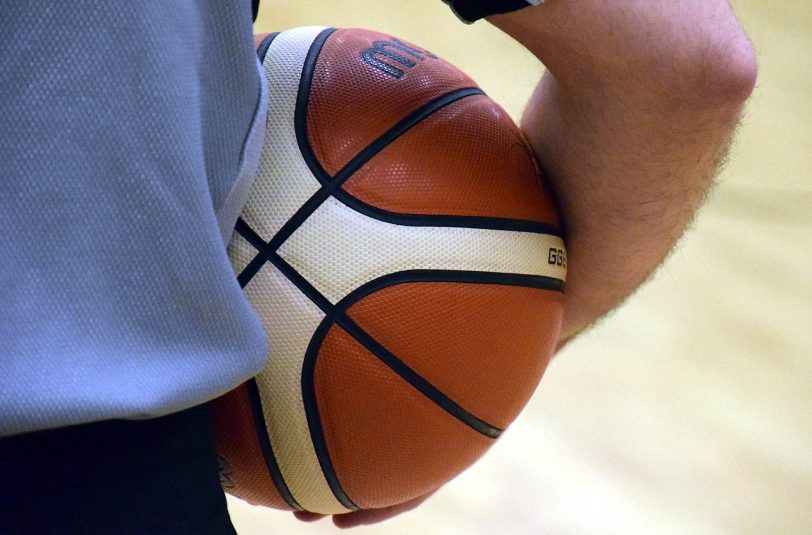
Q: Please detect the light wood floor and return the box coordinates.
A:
[229,1,812,532]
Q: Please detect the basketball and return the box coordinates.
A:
[211,26,567,515]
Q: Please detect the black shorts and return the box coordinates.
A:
[0,403,235,535]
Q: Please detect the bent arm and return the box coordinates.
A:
[488,1,757,344]
[286,2,757,526]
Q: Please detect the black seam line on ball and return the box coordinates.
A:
[295,27,337,185]
[267,252,503,440]
[331,189,564,236]
[335,270,564,314]
[268,87,486,256]
[235,218,269,289]
[329,87,484,186]
[238,245,358,510]
[301,317,359,512]
[245,379,304,511]
[268,252,335,315]
[236,217,267,250]
[256,32,281,62]
[335,313,503,439]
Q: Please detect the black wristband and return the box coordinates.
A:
[442,0,540,23]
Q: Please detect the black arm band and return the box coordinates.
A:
[442,0,540,24]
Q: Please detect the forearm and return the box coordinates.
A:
[488,1,757,342]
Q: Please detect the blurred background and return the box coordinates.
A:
[230,1,812,533]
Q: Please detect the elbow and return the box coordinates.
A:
[669,29,758,109]
[699,34,758,106]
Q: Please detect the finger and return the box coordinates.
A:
[253,33,270,49]
[293,511,326,523]
[332,493,434,528]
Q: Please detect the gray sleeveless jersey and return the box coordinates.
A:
[0,1,269,436]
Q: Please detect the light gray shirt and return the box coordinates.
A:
[1,1,268,436]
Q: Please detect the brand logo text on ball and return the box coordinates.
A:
[361,38,437,80]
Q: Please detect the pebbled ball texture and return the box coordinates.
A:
[212,27,566,514]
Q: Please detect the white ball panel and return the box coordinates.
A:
[233,26,349,514]
[278,197,568,304]
[240,27,324,242]
[227,228,258,277]
[245,262,349,514]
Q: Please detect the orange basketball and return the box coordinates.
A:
[211,26,567,514]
